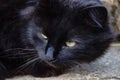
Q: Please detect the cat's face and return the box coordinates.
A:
[20,0,114,68]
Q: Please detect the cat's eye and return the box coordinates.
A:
[65,41,76,47]
[41,33,48,40]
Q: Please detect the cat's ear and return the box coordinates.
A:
[82,7,108,28]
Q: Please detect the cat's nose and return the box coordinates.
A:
[45,47,55,61]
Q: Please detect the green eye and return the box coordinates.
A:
[66,41,76,47]
[41,33,48,39]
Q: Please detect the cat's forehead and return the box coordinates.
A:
[37,0,104,25]
[46,0,102,9]
[37,0,105,38]
[43,24,79,40]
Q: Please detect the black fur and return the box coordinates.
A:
[0,0,114,80]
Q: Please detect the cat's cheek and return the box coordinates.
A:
[53,50,72,63]
[33,42,47,61]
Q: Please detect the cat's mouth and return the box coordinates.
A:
[41,59,58,68]
[48,59,57,63]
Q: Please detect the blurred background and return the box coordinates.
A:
[101,0,120,42]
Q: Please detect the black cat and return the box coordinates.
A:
[0,0,115,80]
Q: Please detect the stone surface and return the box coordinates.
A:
[7,46,120,80]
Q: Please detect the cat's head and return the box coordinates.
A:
[21,0,114,68]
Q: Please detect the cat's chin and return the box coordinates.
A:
[47,60,75,69]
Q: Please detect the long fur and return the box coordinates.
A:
[0,0,115,80]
